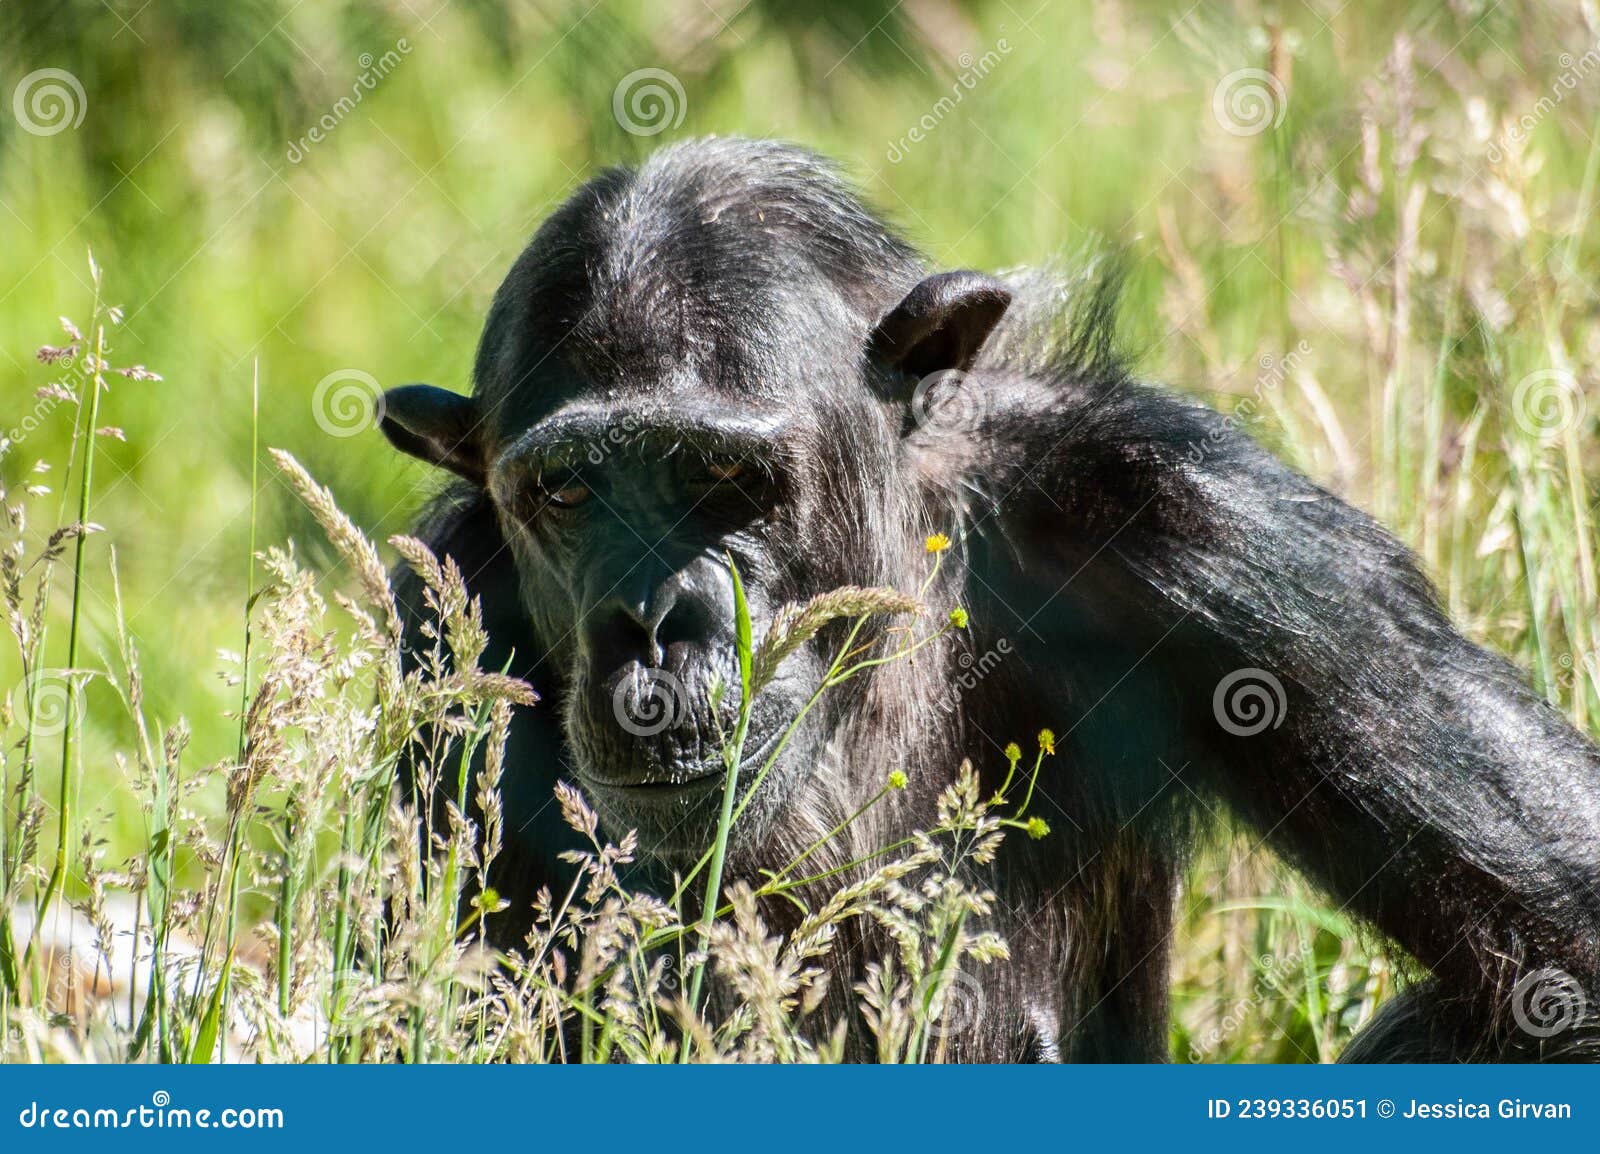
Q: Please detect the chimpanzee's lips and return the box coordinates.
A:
[576,726,785,797]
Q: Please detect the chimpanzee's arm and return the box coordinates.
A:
[984,373,1600,1059]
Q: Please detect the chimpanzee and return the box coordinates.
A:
[379,137,1600,1062]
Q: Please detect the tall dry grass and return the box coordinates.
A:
[1,323,1034,1060]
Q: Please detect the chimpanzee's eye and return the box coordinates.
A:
[546,480,592,508]
[535,470,591,510]
[706,460,746,482]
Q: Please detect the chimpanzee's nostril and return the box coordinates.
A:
[588,583,700,669]
[586,602,655,673]
[583,559,736,672]
[636,582,718,666]
[652,588,712,659]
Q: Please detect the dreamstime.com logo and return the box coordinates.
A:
[613,68,686,137]
[1212,667,1287,737]
[612,668,688,737]
[1511,968,1588,1039]
[285,39,413,163]
[17,1090,284,1131]
[312,368,385,437]
[1511,368,1587,441]
[1187,950,1299,1061]
[934,637,1012,715]
[10,670,83,740]
[911,369,985,436]
[1186,339,1314,464]
[885,36,1013,163]
[1211,67,1287,137]
[12,68,87,136]
[915,969,985,1039]
[1487,41,1600,164]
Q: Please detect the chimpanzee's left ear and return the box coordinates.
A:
[380,384,487,485]
[867,270,1012,379]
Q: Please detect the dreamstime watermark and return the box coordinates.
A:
[915,968,985,1038]
[613,68,686,137]
[1511,368,1587,440]
[934,638,1012,715]
[1212,667,1287,737]
[325,966,377,1016]
[582,412,642,466]
[11,670,83,740]
[8,386,71,449]
[886,37,1013,163]
[1554,650,1600,695]
[612,668,688,737]
[9,346,86,449]
[1211,67,1287,137]
[286,39,413,164]
[12,68,86,136]
[312,368,385,437]
[1187,950,1299,1061]
[910,369,986,436]
[1187,340,1313,464]
[1510,967,1587,1039]
[17,1091,283,1130]
[1487,40,1600,163]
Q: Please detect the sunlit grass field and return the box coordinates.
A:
[3,0,1600,1060]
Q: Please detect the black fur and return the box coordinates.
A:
[385,138,1600,1062]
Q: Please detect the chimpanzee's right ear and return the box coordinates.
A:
[380,384,486,485]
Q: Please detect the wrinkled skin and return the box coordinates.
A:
[382,138,1600,1062]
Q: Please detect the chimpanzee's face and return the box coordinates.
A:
[378,147,1010,865]
[484,386,850,861]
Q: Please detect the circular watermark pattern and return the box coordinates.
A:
[325,967,381,1029]
[657,954,683,993]
[1211,68,1287,138]
[916,968,984,1038]
[911,369,985,435]
[1511,369,1586,440]
[613,68,686,137]
[1511,967,1586,1039]
[1212,667,1287,737]
[12,68,87,136]
[612,668,687,737]
[151,1090,171,1108]
[312,369,385,438]
[14,670,81,739]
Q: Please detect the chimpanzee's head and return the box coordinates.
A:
[381,139,1010,862]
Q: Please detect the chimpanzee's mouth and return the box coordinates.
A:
[599,772,723,796]
[578,726,785,798]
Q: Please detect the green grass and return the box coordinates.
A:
[3,0,1600,1060]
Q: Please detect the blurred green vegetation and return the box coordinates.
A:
[4,0,1600,1059]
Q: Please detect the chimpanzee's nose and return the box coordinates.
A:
[586,557,735,672]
